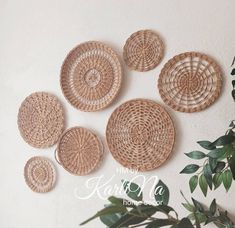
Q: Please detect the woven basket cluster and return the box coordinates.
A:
[55,127,103,175]
[123,30,164,72]
[60,41,122,112]
[24,156,56,193]
[17,92,65,148]
[106,99,175,171]
[158,52,222,113]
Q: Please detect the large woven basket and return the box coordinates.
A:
[55,127,103,175]
[24,156,56,193]
[106,99,175,171]
[18,92,65,148]
[123,30,164,72]
[60,41,122,112]
[158,52,222,113]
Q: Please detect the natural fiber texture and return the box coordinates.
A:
[106,99,175,171]
[18,92,65,148]
[24,156,56,193]
[60,41,122,112]
[55,127,103,175]
[158,52,222,113]
[123,30,164,72]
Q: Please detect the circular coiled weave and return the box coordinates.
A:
[123,30,164,72]
[17,92,65,148]
[106,99,175,171]
[60,41,122,112]
[55,127,103,175]
[24,156,56,193]
[158,52,222,113]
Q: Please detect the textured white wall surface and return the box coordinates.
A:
[0,0,235,227]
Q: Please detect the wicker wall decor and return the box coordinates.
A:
[106,99,175,171]
[24,156,56,193]
[158,52,222,113]
[123,30,164,72]
[55,127,103,175]
[18,92,65,148]
[60,41,122,112]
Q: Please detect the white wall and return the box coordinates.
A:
[0,0,235,227]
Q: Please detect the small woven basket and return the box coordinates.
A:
[158,52,222,113]
[17,92,65,148]
[106,99,175,172]
[60,41,122,112]
[24,156,56,193]
[55,127,103,175]
[123,30,164,72]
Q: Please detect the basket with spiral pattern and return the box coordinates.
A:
[18,92,65,148]
[60,41,122,112]
[24,156,56,193]
[123,30,164,72]
[106,99,175,171]
[55,127,103,175]
[158,52,222,113]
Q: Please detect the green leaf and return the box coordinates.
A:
[185,151,206,159]
[189,175,198,193]
[146,219,176,227]
[231,68,235,75]
[154,180,169,205]
[122,180,143,201]
[213,173,223,189]
[203,164,213,190]
[208,148,226,159]
[209,157,218,172]
[199,174,208,196]
[178,218,194,228]
[228,154,235,180]
[222,170,233,192]
[182,203,195,212]
[193,212,207,223]
[100,213,121,226]
[209,199,217,215]
[197,140,216,150]
[191,198,204,213]
[210,135,235,147]
[214,161,226,173]
[180,164,200,174]
[80,205,127,225]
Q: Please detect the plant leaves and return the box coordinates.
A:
[122,180,143,201]
[178,218,194,228]
[231,68,235,75]
[185,151,206,159]
[199,174,208,196]
[210,135,235,147]
[203,164,213,190]
[214,161,226,173]
[180,164,200,174]
[182,203,195,212]
[209,199,217,215]
[222,170,233,192]
[228,154,235,180]
[100,213,122,226]
[213,172,223,189]
[191,198,204,213]
[209,157,218,172]
[208,148,226,159]
[146,219,176,227]
[189,175,198,193]
[154,180,170,205]
[197,140,215,150]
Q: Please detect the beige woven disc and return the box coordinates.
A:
[123,30,164,72]
[60,41,122,112]
[158,52,222,113]
[55,127,103,175]
[106,99,175,171]
[18,92,65,148]
[24,156,56,193]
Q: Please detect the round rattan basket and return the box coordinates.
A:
[123,30,164,72]
[158,52,222,113]
[55,127,103,175]
[17,92,65,148]
[106,99,175,171]
[24,156,56,193]
[60,41,122,112]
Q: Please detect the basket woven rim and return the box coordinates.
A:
[24,156,56,193]
[158,52,223,113]
[17,91,65,148]
[123,29,164,72]
[56,126,104,175]
[60,41,123,112]
[106,98,175,171]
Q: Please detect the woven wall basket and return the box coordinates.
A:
[55,127,103,175]
[60,41,122,112]
[158,52,222,113]
[24,156,56,193]
[106,99,175,171]
[123,30,164,72]
[17,92,65,148]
